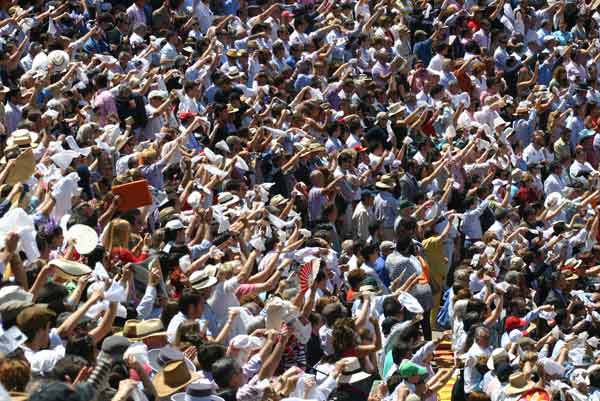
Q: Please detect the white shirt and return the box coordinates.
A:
[523,144,546,165]
[544,173,565,195]
[207,277,245,342]
[290,30,309,46]
[167,311,212,343]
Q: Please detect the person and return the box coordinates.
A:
[3,2,600,401]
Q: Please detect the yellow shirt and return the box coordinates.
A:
[422,235,446,289]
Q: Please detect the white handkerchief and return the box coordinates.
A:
[105,281,127,303]
[51,150,80,170]
[203,164,228,177]
[397,291,424,314]
[203,147,220,163]
[249,234,266,252]
[0,208,40,262]
[92,262,110,282]
[66,136,92,156]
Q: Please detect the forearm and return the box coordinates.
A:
[90,302,118,343]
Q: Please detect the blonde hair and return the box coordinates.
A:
[140,148,158,166]
[104,219,132,250]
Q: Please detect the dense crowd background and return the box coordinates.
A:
[2,1,600,401]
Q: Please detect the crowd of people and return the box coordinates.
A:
[3,0,600,401]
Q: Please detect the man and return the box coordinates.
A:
[523,132,549,166]
[544,161,565,196]
[353,189,376,244]
[167,288,214,343]
[464,326,493,395]
[374,175,398,241]
[308,169,343,224]
[126,0,150,28]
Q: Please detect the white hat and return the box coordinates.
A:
[0,285,33,304]
[337,357,371,384]
[189,270,218,290]
[165,219,185,231]
[487,348,509,370]
[66,224,99,255]
[149,90,168,99]
[217,192,240,208]
[47,50,70,73]
[49,258,92,277]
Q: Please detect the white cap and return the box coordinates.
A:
[165,219,185,231]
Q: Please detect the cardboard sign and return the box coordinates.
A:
[6,149,35,185]
[111,179,152,211]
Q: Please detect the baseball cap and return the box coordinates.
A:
[504,316,528,332]
[398,361,427,378]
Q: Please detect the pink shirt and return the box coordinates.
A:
[92,89,117,126]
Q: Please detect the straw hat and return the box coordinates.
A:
[47,50,70,73]
[189,270,218,290]
[152,360,201,398]
[269,194,288,208]
[117,319,167,342]
[48,259,92,277]
[337,357,371,384]
[375,175,396,190]
[505,372,535,396]
[7,129,39,149]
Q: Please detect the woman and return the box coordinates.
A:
[103,218,149,267]
[548,66,568,92]
[331,316,381,361]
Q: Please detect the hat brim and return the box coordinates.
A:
[153,370,201,398]
[49,259,92,277]
[338,371,371,384]
[375,182,394,189]
[190,275,218,290]
[148,349,198,373]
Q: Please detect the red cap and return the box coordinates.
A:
[178,111,197,121]
[504,316,528,332]
[282,10,295,18]
[353,144,368,152]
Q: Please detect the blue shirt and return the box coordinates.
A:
[83,37,109,54]
[375,256,391,287]
[537,60,555,86]
[413,38,433,66]
[222,0,240,15]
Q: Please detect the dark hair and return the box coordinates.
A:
[382,297,404,318]
[65,335,95,364]
[360,244,379,260]
[391,340,411,364]
[178,289,203,314]
[211,357,240,388]
[196,342,227,371]
[51,355,88,382]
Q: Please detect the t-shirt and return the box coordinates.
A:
[422,235,445,289]
[308,187,327,222]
